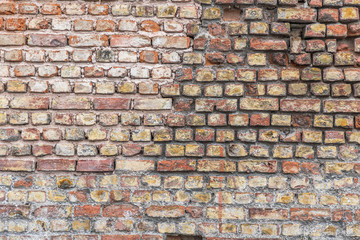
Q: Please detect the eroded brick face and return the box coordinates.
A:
[0,0,359,239]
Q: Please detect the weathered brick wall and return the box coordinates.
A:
[0,0,360,239]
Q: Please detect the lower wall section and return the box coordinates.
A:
[0,170,357,239]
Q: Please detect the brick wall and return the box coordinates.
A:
[0,0,360,239]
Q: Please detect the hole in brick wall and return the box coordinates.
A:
[166,235,203,240]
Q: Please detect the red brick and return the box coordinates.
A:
[77,160,114,172]
[89,4,108,15]
[140,50,158,63]
[74,205,101,217]
[209,38,232,51]
[318,8,339,22]
[186,206,203,218]
[0,205,30,218]
[301,162,320,175]
[282,161,300,173]
[145,205,185,217]
[84,66,104,78]
[141,20,160,32]
[250,38,287,50]
[250,113,270,126]
[327,24,348,37]
[5,18,26,31]
[280,99,321,112]
[0,160,34,172]
[332,209,353,222]
[0,3,16,14]
[103,204,140,217]
[290,208,331,220]
[157,160,196,171]
[14,176,33,188]
[37,159,76,171]
[33,144,52,157]
[69,191,89,203]
[93,98,131,110]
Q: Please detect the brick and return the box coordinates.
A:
[69,35,109,47]
[0,3,15,14]
[77,160,114,172]
[197,160,236,172]
[340,7,359,22]
[89,4,108,15]
[157,160,196,171]
[140,20,160,32]
[74,20,93,31]
[93,98,131,110]
[5,18,26,31]
[238,160,277,173]
[41,3,61,15]
[28,34,67,47]
[290,208,331,220]
[0,34,26,46]
[116,160,154,171]
[207,207,245,219]
[152,36,190,49]
[249,22,269,35]
[146,205,185,218]
[277,8,317,22]
[103,204,140,217]
[240,98,279,111]
[209,38,232,51]
[134,99,172,110]
[111,35,151,48]
[319,8,339,22]
[65,3,85,15]
[0,160,34,172]
[250,113,270,126]
[52,97,90,110]
[249,208,288,220]
[250,38,287,50]
[327,24,347,37]
[280,99,321,112]
[37,159,76,171]
[10,97,49,110]
[324,100,360,113]
[304,24,326,38]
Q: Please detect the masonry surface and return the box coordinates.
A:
[0,0,360,239]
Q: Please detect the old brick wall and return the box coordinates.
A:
[0,0,360,239]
